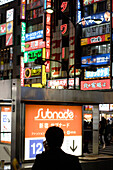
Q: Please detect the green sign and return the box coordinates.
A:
[21,22,26,52]
[24,49,42,63]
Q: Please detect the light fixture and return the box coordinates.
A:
[46,8,54,14]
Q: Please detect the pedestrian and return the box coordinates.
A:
[105,119,112,145]
[32,126,82,170]
[99,117,106,149]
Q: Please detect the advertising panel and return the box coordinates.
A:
[24,66,42,79]
[20,0,26,19]
[0,0,14,6]
[24,49,42,63]
[0,23,6,35]
[83,0,103,6]
[45,0,51,73]
[99,104,109,111]
[25,39,45,51]
[25,30,43,41]
[6,9,14,46]
[84,67,110,79]
[84,12,110,27]
[21,22,26,52]
[47,78,79,89]
[6,21,13,34]
[6,9,14,22]
[81,34,110,46]
[20,56,24,86]
[1,106,11,144]
[81,53,110,67]
[81,79,110,90]
[25,104,82,160]
[6,33,13,46]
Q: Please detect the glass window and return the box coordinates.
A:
[106,44,110,53]
[32,24,37,32]
[106,23,110,34]
[84,6,90,17]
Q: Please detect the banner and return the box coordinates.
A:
[25,104,82,160]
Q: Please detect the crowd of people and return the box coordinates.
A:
[99,117,113,149]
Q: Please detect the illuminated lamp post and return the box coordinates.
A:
[46,8,102,89]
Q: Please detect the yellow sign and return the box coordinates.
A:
[81,38,88,46]
[6,21,13,34]
[105,34,110,41]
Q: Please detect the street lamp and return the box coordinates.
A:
[45,8,102,89]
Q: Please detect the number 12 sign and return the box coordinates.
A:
[29,139,44,159]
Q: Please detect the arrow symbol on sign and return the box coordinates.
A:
[70,140,77,152]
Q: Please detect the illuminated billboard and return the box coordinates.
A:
[24,66,42,79]
[84,12,110,27]
[24,104,82,160]
[81,79,110,90]
[21,22,26,52]
[84,67,110,79]
[81,34,110,46]
[0,0,14,6]
[25,39,45,51]
[25,30,43,42]
[1,106,11,144]
[6,9,14,46]
[24,49,42,63]
[0,23,6,35]
[81,53,110,67]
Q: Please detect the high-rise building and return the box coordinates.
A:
[81,0,111,91]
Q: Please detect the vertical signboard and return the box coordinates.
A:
[20,56,24,86]
[44,0,51,72]
[25,104,82,160]
[1,106,11,144]
[20,0,26,20]
[21,22,26,52]
[6,9,14,46]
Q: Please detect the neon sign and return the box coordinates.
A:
[81,79,110,90]
[25,30,43,41]
[85,67,110,79]
[81,53,110,67]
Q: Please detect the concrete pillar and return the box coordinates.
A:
[92,105,99,155]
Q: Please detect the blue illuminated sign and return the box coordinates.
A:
[25,30,43,42]
[85,67,110,79]
[84,11,110,27]
[44,0,47,9]
[29,139,43,158]
[81,53,110,67]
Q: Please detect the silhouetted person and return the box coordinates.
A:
[32,126,82,170]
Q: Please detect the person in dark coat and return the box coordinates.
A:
[32,126,82,170]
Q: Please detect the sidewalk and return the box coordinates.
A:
[79,153,113,161]
[79,154,113,170]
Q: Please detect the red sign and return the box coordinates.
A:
[6,33,13,46]
[88,35,105,44]
[81,79,110,90]
[60,24,67,35]
[61,1,68,12]
[25,39,45,51]
[0,23,6,34]
[46,1,51,73]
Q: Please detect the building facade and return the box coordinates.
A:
[0,0,112,90]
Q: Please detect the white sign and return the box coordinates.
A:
[0,0,14,6]
[6,8,14,22]
[1,106,11,143]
